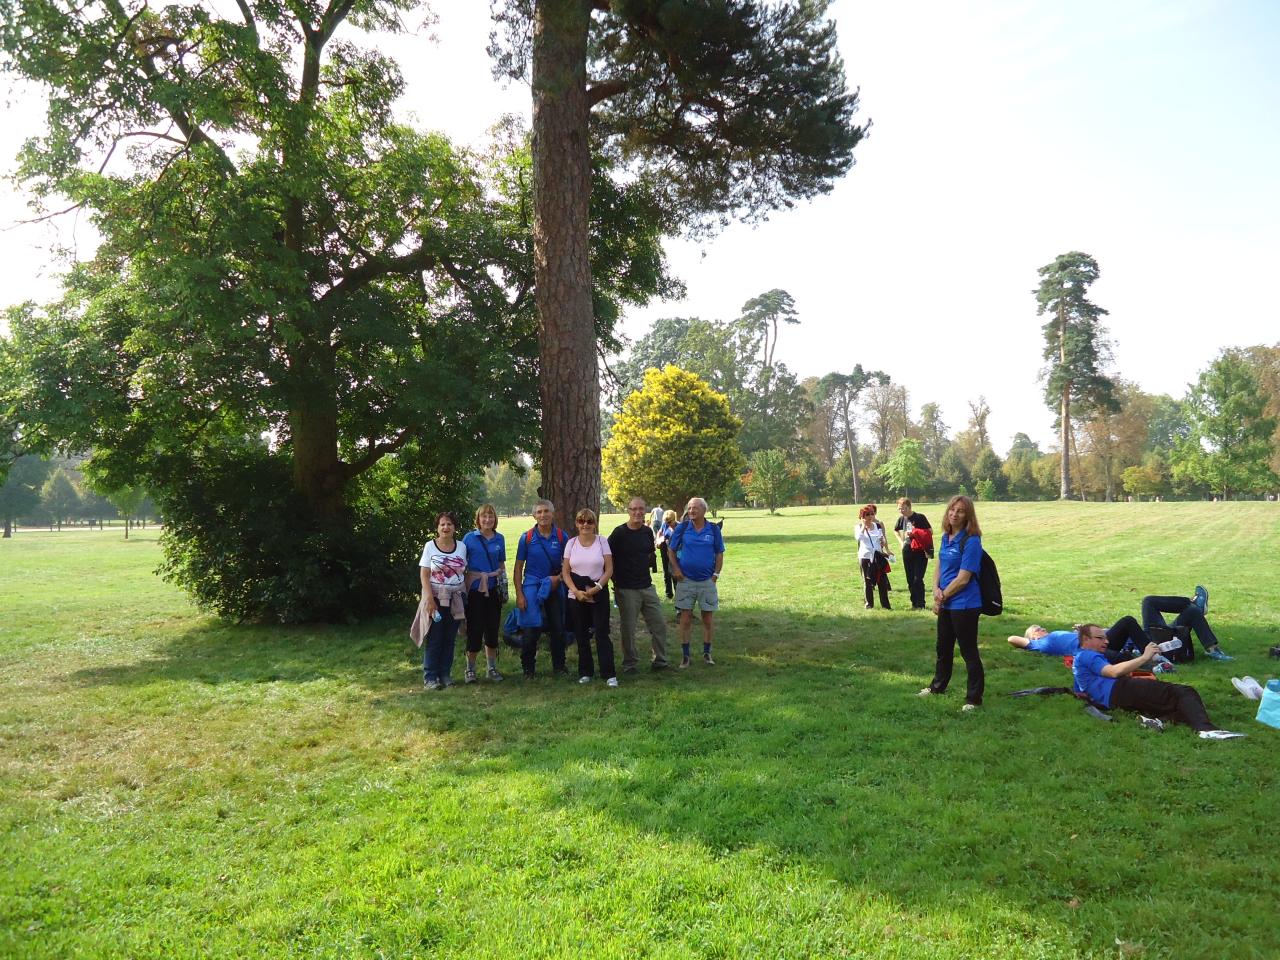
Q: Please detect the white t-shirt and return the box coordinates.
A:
[420,539,467,588]
[564,535,611,581]
[855,523,887,562]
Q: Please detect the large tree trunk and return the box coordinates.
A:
[843,421,862,502]
[532,0,599,528]
[3,517,11,538]
[289,341,348,521]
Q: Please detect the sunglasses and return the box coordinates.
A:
[576,519,595,525]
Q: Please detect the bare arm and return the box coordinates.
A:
[513,557,526,610]
[419,566,436,616]
[1101,643,1159,678]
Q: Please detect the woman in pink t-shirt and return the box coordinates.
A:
[561,508,617,686]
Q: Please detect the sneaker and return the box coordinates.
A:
[1193,585,1208,614]
[961,703,978,712]
[1205,646,1234,662]
[464,667,478,684]
[623,664,638,674]
[440,677,455,688]
[679,657,691,669]
[1152,661,1175,675]
[703,652,715,665]
[578,676,593,684]
[1198,729,1246,740]
[487,667,505,682]
[606,677,619,688]
[917,687,936,697]
[650,660,670,671]
[423,679,442,691]
[1137,715,1165,732]
[1083,704,1112,722]
[1231,676,1264,700]
[865,603,873,610]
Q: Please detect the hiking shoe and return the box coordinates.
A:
[864,603,873,610]
[1083,705,1112,722]
[423,679,442,691]
[679,657,691,669]
[578,675,593,684]
[1193,585,1208,613]
[961,703,978,712]
[1138,715,1165,732]
[1205,646,1234,662]
[1198,729,1246,740]
[650,660,670,671]
[606,677,619,688]
[1232,676,1263,700]
[1152,661,1175,675]
[487,667,505,682]
[703,653,715,665]
[440,677,455,688]
[623,664,638,674]
[464,667,478,684]
[917,687,937,697]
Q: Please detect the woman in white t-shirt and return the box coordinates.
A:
[855,504,893,610]
[419,511,468,690]
[561,507,617,686]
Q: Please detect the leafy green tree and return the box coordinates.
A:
[41,469,80,531]
[935,445,971,496]
[1034,252,1118,499]
[1122,454,1168,501]
[971,447,1006,499]
[744,448,799,514]
[796,454,828,506]
[612,317,699,402]
[482,463,526,517]
[490,0,866,527]
[1170,353,1278,498]
[975,478,997,501]
[875,439,927,498]
[0,0,670,620]
[916,402,950,472]
[739,289,799,372]
[816,366,889,502]
[0,454,49,537]
[602,366,743,516]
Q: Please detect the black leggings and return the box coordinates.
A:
[569,574,616,680]
[930,607,984,705]
[464,589,503,653]
[860,557,891,608]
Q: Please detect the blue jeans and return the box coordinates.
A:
[423,607,461,683]
[1141,595,1218,651]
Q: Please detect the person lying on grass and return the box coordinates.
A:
[1008,620,1175,671]
[1071,623,1245,740]
[1142,586,1234,661]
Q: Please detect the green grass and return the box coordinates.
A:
[2,502,1278,959]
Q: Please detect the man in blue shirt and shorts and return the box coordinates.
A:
[668,497,725,669]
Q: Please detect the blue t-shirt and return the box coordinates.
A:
[1072,649,1115,707]
[463,530,506,594]
[938,532,983,610]
[1027,630,1079,656]
[671,520,725,581]
[514,526,566,581]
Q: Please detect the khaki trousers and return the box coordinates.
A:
[614,586,669,668]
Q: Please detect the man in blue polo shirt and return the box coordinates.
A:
[1071,623,1243,739]
[668,497,725,668]
[513,499,569,679]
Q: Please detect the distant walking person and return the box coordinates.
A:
[609,497,672,672]
[919,495,985,710]
[669,497,725,668]
[651,504,665,535]
[856,505,892,610]
[893,498,933,610]
[657,509,678,599]
[562,508,618,686]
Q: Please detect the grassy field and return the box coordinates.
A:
[2,502,1278,959]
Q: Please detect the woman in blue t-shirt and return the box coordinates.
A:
[919,495,986,710]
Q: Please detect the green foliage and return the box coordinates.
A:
[935,445,970,496]
[602,366,744,515]
[481,462,527,517]
[0,455,48,534]
[1121,454,1169,500]
[875,438,926,497]
[744,448,799,513]
[491,0,867,226]
[40,468,80,528]
[974,478,997,501]
[1170,352,1279,498]
[971,447,1006,499]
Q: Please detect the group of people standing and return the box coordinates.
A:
[854,497,935,610]
[415,495,726,690]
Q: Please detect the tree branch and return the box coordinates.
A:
[345,427,414,479]
[587,78,629,107]
[320,243,439,303]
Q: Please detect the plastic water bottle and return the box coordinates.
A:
[431,610,442,623]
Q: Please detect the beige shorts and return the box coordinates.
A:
[674,578,719,612]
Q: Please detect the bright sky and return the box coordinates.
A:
[3,0,1278,452]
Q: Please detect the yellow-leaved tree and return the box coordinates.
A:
[602,366,744,515]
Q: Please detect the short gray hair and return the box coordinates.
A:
[685,496,708,513]
[533,498,555,512]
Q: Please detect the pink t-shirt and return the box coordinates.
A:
[564,535,611,581]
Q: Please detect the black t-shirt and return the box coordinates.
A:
[608,522,656,589]
[894,512,931,550]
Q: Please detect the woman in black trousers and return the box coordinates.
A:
[919,495,985,710]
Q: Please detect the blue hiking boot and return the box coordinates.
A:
[1193,585,1208,613]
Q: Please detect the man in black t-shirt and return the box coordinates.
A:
[893,497,933,610]
[608,497,671,671]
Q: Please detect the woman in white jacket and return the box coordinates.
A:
[856,504,893,610]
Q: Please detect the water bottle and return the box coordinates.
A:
[432,610,442,623]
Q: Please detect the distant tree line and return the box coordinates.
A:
[0,453,158,538]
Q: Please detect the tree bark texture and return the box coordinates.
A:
[532,0,600,527]
[289,339,348,521]
[845,422,862,503]
[1059,305,1071,500]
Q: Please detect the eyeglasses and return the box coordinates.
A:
[627,507,646,512]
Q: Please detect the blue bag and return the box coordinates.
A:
[502,608,522,649]
[1256,679,1280,730]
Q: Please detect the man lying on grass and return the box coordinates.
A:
[1008,620,1176,671]
[1071,624,1245,740]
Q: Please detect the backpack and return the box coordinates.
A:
[958,532,1003,617]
